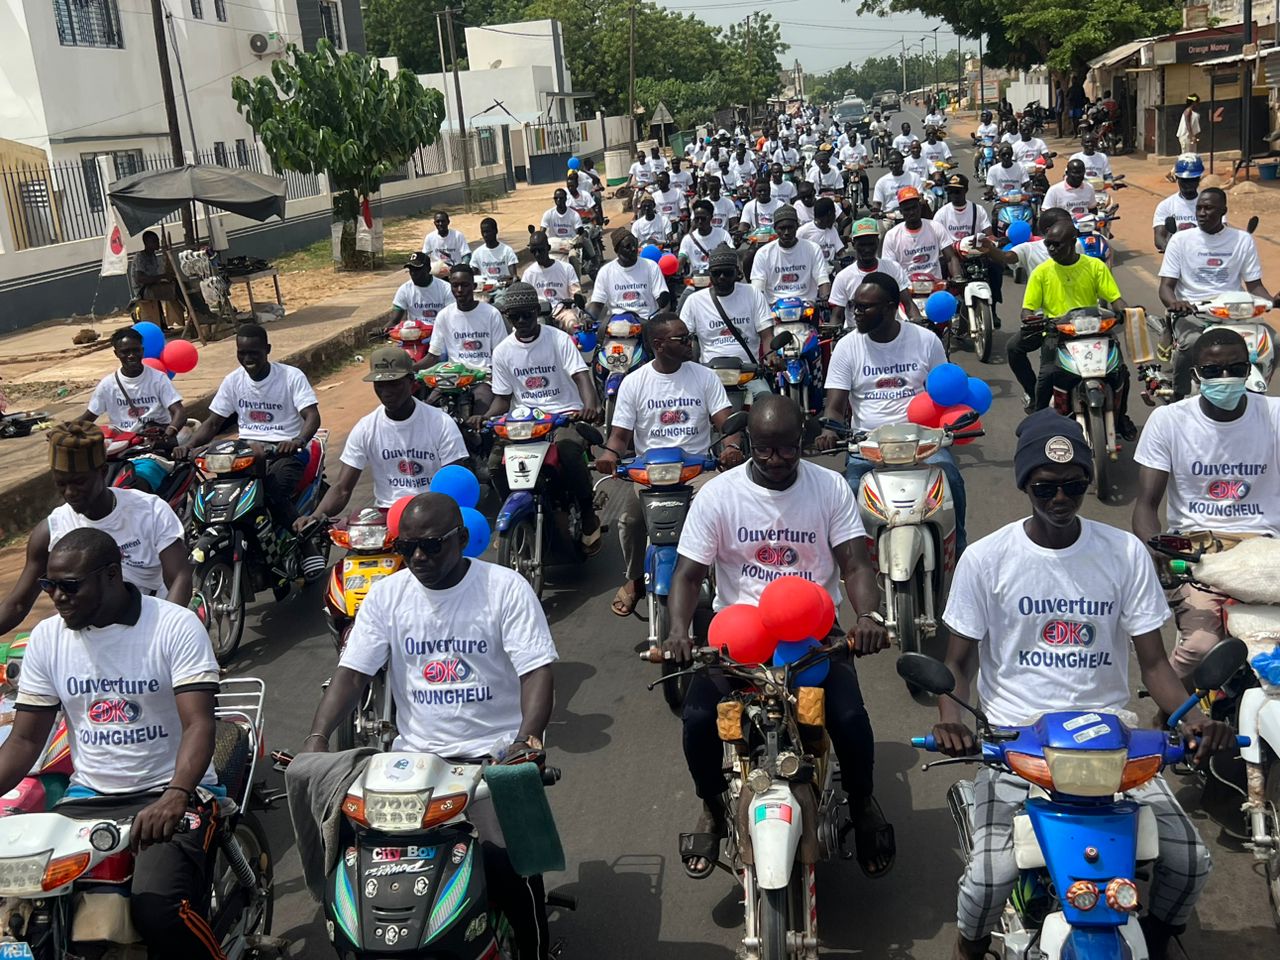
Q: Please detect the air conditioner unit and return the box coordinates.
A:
[249,32,286,57]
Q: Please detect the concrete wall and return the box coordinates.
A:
[419,64,559,131]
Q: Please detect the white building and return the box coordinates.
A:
[0,0,365,168]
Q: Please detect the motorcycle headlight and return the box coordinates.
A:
[877,441,919,465]
[505,421,536,441]
[348,524,390,550]
[1042,748,1128,797]
[645,462,685,486]
[364,791,429,829]
[714,367,743,385]
[0,852,52,895]
[203,453,236,473]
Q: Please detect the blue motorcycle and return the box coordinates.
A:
[899,644,1249,960]
[769,297,825,418]
[974,135,997,178]
[594,310,649,430]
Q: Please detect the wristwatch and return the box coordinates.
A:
[857,611,886,625]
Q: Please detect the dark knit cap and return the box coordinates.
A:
[1013,408,1093,489]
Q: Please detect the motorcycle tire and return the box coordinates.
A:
[497,517,544,599]
[1088,407,1111,502]
[656,597,690,714]
[895,589,928,700]
[1266,762,1280,930]
[973,302,994,364]
[331,709,358,751]
[604,395,617,434]
[214,811,274,945]
[196,560,246,664]
[758,886,789,960]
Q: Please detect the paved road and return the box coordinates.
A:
[228,107,1277,958]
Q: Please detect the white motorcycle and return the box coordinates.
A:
[824,417,981,695]
[951,236,995,363]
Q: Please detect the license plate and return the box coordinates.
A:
[0,944,35,959]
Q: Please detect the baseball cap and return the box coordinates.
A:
[404,251,430,270]
[772,205,799,226]
[896,185,921,203]
[364,346,415,382]
[946,173,969,189]
[850,218,879,239]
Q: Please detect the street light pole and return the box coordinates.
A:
[933,27,939,99]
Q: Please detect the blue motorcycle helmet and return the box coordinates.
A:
[1173,153,1205,179]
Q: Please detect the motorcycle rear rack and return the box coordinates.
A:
[215,677,266,805]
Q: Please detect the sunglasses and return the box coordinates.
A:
[39,563,111,596]
[1028,479,1090,500]
[395,527,463,558]
[751,442,802,461]
[1195,361,1251,379]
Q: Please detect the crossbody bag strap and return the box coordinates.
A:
[708,288,760,367]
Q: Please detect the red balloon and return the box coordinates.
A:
[906,392,944,427]
[142,357,169,375]
[385,495,414,539]
[937,404,981,445]
[658,253,679,277]
[709,604,777,664]
[162,339,199,374]
[759,576,836,643]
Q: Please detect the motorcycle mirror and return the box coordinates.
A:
[947,410,979,431]
[770,331,795,351]
[575,422,604,447]
[720,411,749,437]
[1164,215,1178,236]
[1248,215,1259,235]
[1147,533,1196,557]
[896,653,955,695]
[1192,637,1248,693]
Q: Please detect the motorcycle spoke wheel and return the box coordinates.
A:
[197,561,245,664]
[758,885,790,960]
[497,518,544,599]
[1088,408,1111,502]
[656,597,690,714]
[973,302,994,363]
[1265,763,1280,930]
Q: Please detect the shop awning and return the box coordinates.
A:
[1089,39,1148,71]
[1199,44,1280,67]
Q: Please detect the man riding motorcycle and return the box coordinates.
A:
[1070,133,1114,181]
[1154,154,1203,252]
[1042,158,1099,219]
[630,195,670,247]
[750,205,831,303]
[872,152,924,214]
[985,143,1028,198]
[934,408,1236,960]
[421,211,471,269]
[80,326,185,440]
[587,229,670,323]
[469,216,520,283]
[829,220,916,328]
[768,163,797,204]
[299,492,560,959]
[881,188,960,279]
[678,199,731,277]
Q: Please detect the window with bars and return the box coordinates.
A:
[53,0,124,48]
[213,142,228,166]
[213,0,226,20]
[80,150,142,211]
[477,129,498,166]
[190,0,202,18]
[318,0,342,49]
[235,139,249,166]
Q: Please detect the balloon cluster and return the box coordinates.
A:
[132,322,199,380]
[707,576,836,686]
[385,465,491,558]
[903,362,991,445]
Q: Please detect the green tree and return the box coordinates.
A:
[231,40,446,267]
[364,0,446,74]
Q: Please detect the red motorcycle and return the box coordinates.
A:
[386,316,433,365]
[102,422,198,517]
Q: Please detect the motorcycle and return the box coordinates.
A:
[594,310,649,430]
[768,298,824,418]
[188,435,331,662]
[1028,308,1131,502]
[577,210,607,279]
[707,357,764,412]
[661,641,860,960]
[906,273,953,356]
[418,360,494,471]
[901,642,1249,960]
[1073,211,1118,265]
[0,676,276,959]
[475,275,513,308]
[821,417,981,694]
[488,408,604,600]
[101,421,198,517]
[387,317,434,367]
[991,189,1035,246]
[950,237,995,364]
[973,135,997,178]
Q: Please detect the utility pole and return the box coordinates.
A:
[932,27,939,98]
[900,37,907,93]
[149,0,193,244]
[745,14,753,127]
[979,32,985,112]
[442,7,472,209]
[1241,0,1253,177]
[628,0,636,139]
[957,32,963,110]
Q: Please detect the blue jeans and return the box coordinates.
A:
[844,449,967,555]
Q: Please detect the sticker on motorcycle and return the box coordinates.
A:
[1062,713,1102,731]
[753,803,793,824]
[451,842,467,864]
[345,847,357,867]
[465,915,488,942]
[414,876,430,896]
[1073,723,1112,744]
[365,878,378,898]
[364,861,432,877]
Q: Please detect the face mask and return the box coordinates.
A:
[1199,376,1247,410]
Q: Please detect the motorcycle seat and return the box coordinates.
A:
[292,439,324,496]
[214,718,252,806]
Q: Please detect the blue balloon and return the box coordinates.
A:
[925,291,958,325]
[575,331,598,353]
[964,377,993,416]
[640,244,663,262]
[773,638,830,688]
[132,321,166,360]
[926,362,969,407]
[1007,220,1032,246]
[567,156,582,171]
[429,464,481,509]
[460,507,491,558]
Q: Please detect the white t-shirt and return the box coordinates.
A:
[649,155,669,174]
[975,122,1000,140]
[770,180,798,204]
[88,367,182,431]
[892,134,915,156]
[678,460,866,610]
[903,155,931,181]
[1012,137,1049,164]
[340,563,557,757]
[18,596,219,794]
[708,197,738,231]
[809,167,843,192]
[1071,151,1113,180]
[679,228,732,272]
[740,198,784,230]
[824,322,947,430]
[1153,192,1198,230]
[565,188,595,214]
[541,206,582,239]
[46,488,184,597]
[829,259,909,312]
[1134,395,1280,535]
[920,140,953,165]
[521,260,579,303]
[651,187,687,220]
[795,200,816,225]
[797,222,844,266]
[340,401,468,509]
[751,238,830,301]
[590,258,666,316]
[491,327,587,415]
[932,202,992,243]
[630,214,670,246]
[428,302,509,371]
[1158,226,1262,301]
[986,163,1027,196]
[629,161,654,185]
[873,172,922,211]
[421,228,470,263]
[470,242,519,281]
[612,361,730,456]
[669,169,693,193]
[682,285,773,363]
[1043,181,1098,217]
[944,519,1170,727]
[208,361,318,443]
[882,220,953,276]
[391,278,456,326]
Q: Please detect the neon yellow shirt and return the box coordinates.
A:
[1022,255,1121,318]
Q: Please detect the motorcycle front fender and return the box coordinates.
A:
[748,784,803,890]
[880,524,931,582]
[784,358,807,385]
[646,544,679,597]
[496,491,537,532]
[963,282,991,307]
[1083,380,1108,410]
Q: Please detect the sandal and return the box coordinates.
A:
[581,524,604,557]
[851,796,896,879]
[679,804,726,880]
[610,581,644,617]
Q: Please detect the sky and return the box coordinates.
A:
[653,0,965,74]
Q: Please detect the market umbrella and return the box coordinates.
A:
[107,164,287,236]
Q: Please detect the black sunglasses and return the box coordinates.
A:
[1195,361,1251,379]
[395,527,463,558]
[39,563,112,596]
[1028,479,1090,500]
[750,440,802,461]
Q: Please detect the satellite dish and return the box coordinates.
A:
[489,59,502,69]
